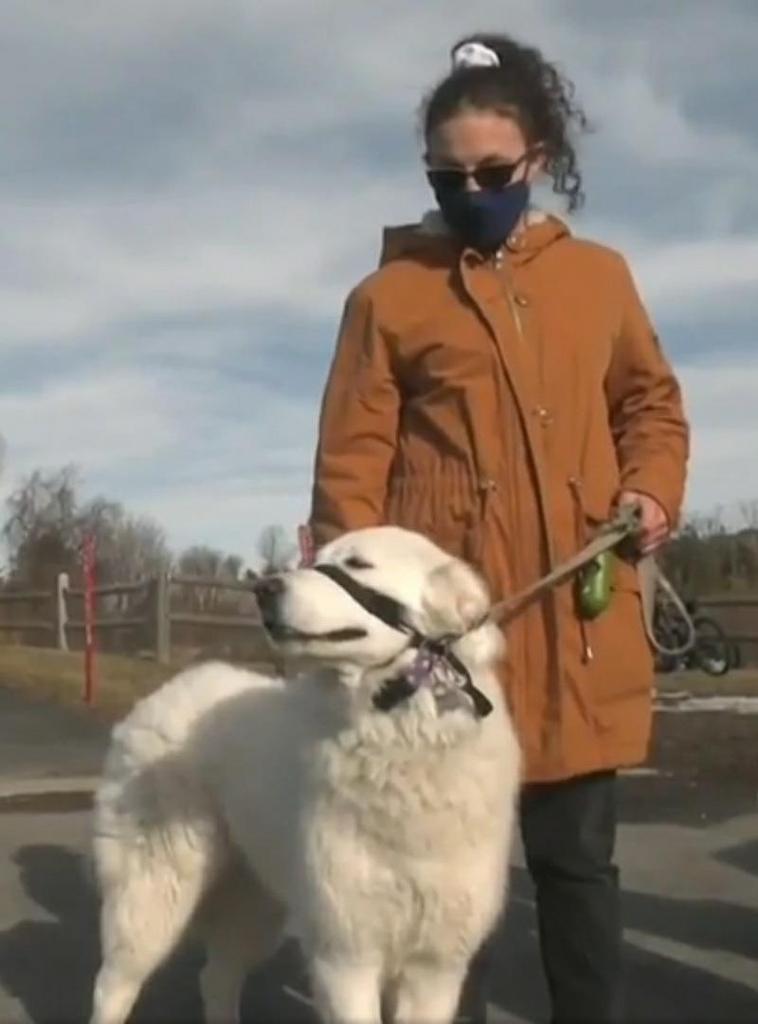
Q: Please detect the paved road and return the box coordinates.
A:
[0,685,108,783]
[0,684,756,1022]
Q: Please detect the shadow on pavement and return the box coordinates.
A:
[482,867,758,1023]
[0,843,313,1023]
[0,845,101,1024]
[617,774,757,829]
[714,835,758,879]
[0,842,756,1023]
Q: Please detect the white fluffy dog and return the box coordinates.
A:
[89,526,521,1024]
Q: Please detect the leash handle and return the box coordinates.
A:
[489,503,696,660]
[640,561,696,658]
[489,505,637,625]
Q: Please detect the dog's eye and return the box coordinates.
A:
[344,556,374,571]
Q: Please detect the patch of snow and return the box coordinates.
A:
[655,694,758,714]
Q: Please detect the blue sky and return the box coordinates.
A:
[0,0,756,564]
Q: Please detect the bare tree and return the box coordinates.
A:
[739,500,758,531]
[256,525,296,575]
[79,497,171,582]
[2,465,81,584]
[1,465,171,592]
[177,545,242,581]
[175,545,245,613]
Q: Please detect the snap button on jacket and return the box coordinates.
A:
[309,213,690,783]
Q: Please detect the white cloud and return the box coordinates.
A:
[0,170,426,349]
[0,368,176,472]
[590,70,757,170]
[628,235,758,319]
[0,0,756,558]
[0,361,319,561]
[678,354,758,514]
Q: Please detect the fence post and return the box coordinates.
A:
[155,570,171,664]
[55,572,69,652]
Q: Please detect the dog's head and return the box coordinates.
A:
[253,526,503,683]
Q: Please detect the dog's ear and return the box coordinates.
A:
[420,558,490,638]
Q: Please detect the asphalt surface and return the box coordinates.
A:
[0,683,756,1023]
[0,685,108,784]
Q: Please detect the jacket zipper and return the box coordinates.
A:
[494,248,525,340]
[492,246,555,571]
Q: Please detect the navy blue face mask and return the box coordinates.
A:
[432,180,530,255]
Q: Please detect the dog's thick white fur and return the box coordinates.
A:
[89,526,521,1024]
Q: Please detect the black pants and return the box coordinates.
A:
[459,770,622,1023]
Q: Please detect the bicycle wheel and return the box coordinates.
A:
[692,616,731,677]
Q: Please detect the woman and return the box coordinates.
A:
[308,31,689,1023]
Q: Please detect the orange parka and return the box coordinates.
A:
[309,210,689,783]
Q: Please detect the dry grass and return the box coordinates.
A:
[0,644,278,721]
[1,644,757,723]
[0,646,187,719]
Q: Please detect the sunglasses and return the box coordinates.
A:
[425,154,530,194]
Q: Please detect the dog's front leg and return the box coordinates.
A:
[310,956,382,1024]
[385,960,468,1024]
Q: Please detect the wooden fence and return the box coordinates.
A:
[0,571,266,664]
[1,574,758,666]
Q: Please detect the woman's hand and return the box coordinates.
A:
[618,489,670,555]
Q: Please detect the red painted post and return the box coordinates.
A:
[297,524,314,568]
[82,534,97,705]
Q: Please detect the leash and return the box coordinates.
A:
[488,503,696,659]
[298,504,695,718]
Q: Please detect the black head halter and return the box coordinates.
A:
[313,563,493,718]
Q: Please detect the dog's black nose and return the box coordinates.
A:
[252,575,285,607]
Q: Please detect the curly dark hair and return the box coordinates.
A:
[421,33,591,212]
